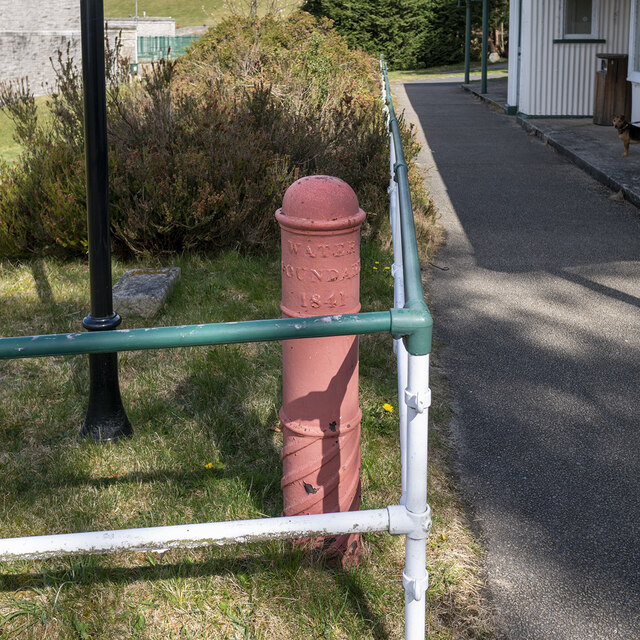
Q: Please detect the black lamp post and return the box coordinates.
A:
[464,0,472,84]
[78,0,131,441]
[481,0,489,94]
[460,0,482,86]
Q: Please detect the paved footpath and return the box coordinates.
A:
[394,79,640,639]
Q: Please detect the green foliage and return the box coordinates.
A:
[0,13,431,259]
[302,0,510,70]
[302,0,428,69]
[420,0,469,67]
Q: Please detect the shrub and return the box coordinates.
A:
[0,13,433,259]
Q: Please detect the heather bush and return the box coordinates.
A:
[0,13,432,259]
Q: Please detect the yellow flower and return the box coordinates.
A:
[382,403,393,413]
[374,261,380,264]
[441,533,447,541]
[205,462,214,469]
[385,266,391,271]
[373,266,378,271]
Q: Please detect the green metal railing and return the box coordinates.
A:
[137,35,200,61]
[0,309,429,361]
[380,59,432,355]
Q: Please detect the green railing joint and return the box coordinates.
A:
[393,162,408,182]
[389,306,433,356]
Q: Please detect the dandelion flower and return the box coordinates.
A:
[382,403,393,413]
[374,261,380,264]
[373,266,378,271]
[385,266,391,271]
[205,462,214,469]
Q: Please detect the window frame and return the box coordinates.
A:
[562,0,600,40]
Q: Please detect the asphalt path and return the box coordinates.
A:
[394,79,640,639]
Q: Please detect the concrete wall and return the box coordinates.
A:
[0,4,174,94]
[518,0,631,116]
[104,22,138,63]
[105,17,176,39]
[0,0,81,94]
[0,0,79,31]
[136,17,176,38]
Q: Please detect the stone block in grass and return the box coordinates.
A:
[113,267,181,319]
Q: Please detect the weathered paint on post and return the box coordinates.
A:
[276,176,366,565]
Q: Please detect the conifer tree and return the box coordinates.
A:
[302,0,429,69]
[302,0,509,70]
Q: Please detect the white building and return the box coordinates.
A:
[105,16,176,63]
[507,0,640,122]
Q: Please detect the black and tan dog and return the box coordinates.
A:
[612,115,640,157]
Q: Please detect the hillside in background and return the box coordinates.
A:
[103,0,222,26]
[103,1,300,27]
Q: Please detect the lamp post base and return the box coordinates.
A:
[79,351,132,442]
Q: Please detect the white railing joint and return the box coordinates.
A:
[402,571,429,602]
[387,504,431,539]
[404,388,432,414]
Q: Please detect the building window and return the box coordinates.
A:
[564,0,598,37]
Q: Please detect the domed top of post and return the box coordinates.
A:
[276,175,366,231]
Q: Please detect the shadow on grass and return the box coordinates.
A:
[170,347,283,517]
[334,570,392,640]
[29,259,53,304]
[8,468,226,492]
[0,551,297,592]
[0,550,392,639]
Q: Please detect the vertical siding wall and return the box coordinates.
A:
[519,0,630,116]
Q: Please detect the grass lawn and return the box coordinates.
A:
[104,0,223,26]
[0,242,490,639]
[389,60,508,84]
[0,96,50,165]
[103,1,301,26]
[0,109,21,165]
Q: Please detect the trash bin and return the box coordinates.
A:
[593,53,631,125]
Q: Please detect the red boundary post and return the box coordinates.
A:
[276,176,366,566]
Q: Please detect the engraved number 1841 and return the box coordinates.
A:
[300,292,346,309]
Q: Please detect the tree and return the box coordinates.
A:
[302,0,510,70]
[420,0,468,67]
[302,0,429,69]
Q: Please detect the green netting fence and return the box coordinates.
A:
[137,35,200,61]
